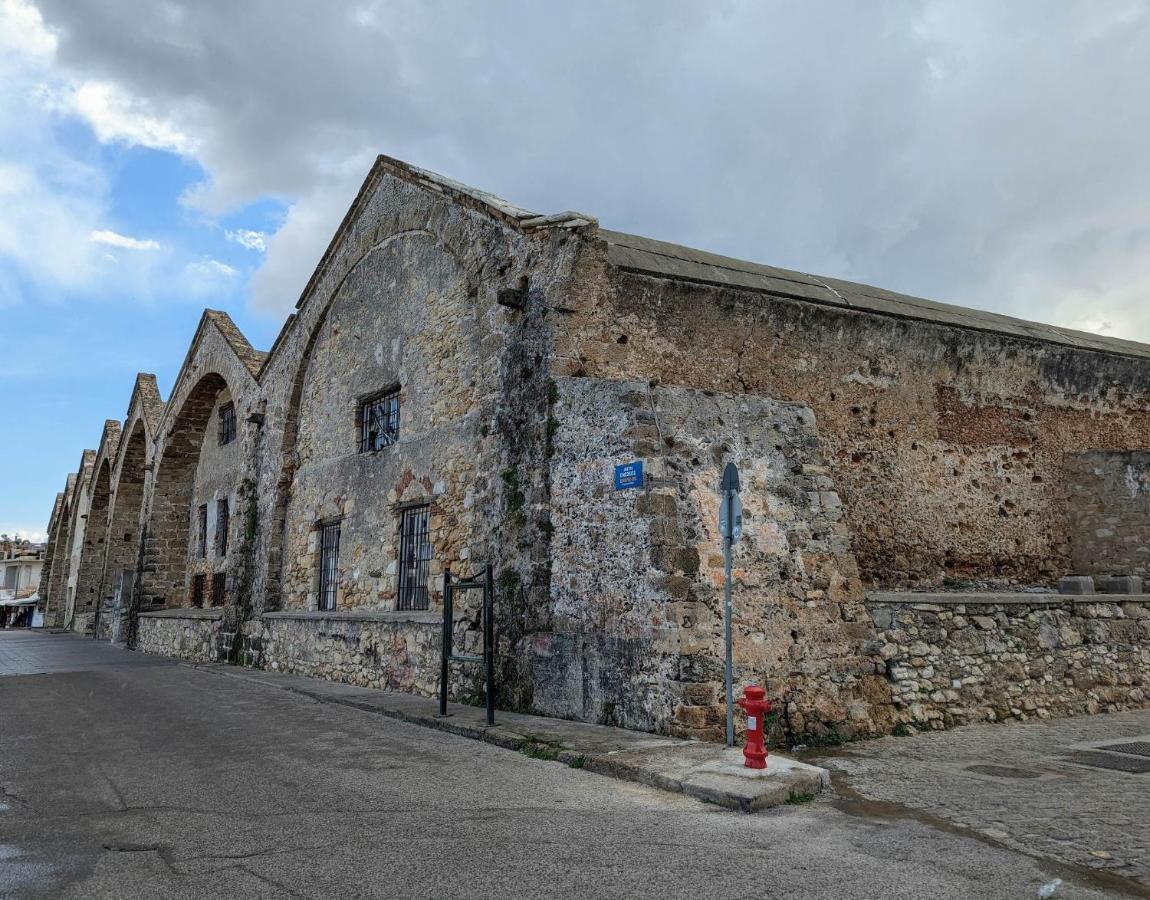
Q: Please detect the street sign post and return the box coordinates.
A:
[720,461,741,747]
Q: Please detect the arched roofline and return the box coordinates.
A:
[113,374,163,485]
[155,310,264,441]
[89,420,122,487]
[255,153,596,382]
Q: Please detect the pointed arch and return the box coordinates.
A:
[140,372,230,606]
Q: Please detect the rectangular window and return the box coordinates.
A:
[397,505,432,611]
[216,498,230,557]
[191,574,205,608]
[218,401,236,445]
[318,520,341,612]
[211,572,227,607]
[359,389,400,452]
[197,505,208,559]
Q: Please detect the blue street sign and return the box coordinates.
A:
[614,460,644,490]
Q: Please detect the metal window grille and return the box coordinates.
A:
[398,505,432,611]
[216,498,230,557]
[197,505,208,559]
[359,390,400,452]
[211,572,227,607]
[218,402,236,445]
[191,574,205,607]
[318,521,341,611]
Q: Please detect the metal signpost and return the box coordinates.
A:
[719,462,742,747]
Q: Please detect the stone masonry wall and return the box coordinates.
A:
[136,610,225,663]
[1066,451,1150,577]
[534,377,894,740]
[257,611,477,699]
[869,594,1150,728]
[556,247,1150,590]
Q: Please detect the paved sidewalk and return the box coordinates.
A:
[812,710,1150,888]
[0,631,174,676]
[189,661,826,812]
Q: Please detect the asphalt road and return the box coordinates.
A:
[0,631,1141,899]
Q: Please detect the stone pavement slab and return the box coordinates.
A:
[187,661,826,813]
[810,709,1150,888]
[0,630,174,676]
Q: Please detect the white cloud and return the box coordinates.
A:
[225,228,267,252]
[0,0,55,57]
[70,80,197,156]
[0,526,47,543]
[187,257,237,278]
[90,229,159,250]
[14,0,1150,342]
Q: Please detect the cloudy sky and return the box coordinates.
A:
[2,0,1150,539]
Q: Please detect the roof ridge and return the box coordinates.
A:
[600,229,1150,361]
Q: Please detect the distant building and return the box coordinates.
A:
[1,537,45,627]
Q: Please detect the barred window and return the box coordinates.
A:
[397,505,432,611]
[197,505,208,559]
[216,498,230,557]
[211,572,227,607]
[191,574,206,608]
[318,520,341,612]
[218,401,236,445]
[359,389,400,452]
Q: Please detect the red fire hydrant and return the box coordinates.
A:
[737,685,771,769]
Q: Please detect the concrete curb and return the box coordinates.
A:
[184,662,829,813]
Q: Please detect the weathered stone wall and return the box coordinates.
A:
[61,450,96,627]
[140,317,261,612]
[257,611,462,697]
[42,157,1150,743]
[556,248,1150,590]
[869,594,1150,728]
[1066,451,1150,577]
[534,377,894,740]
[136,609,225,663]
[247,165,583,711]
[279,234,476,613]
[185,388,242,605]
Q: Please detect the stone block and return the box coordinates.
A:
[1094,575,1142,595]
[1058,575,1095,595]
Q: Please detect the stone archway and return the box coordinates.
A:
[97,421,148,633]
[140,373,229,607]
[71,460,112,629]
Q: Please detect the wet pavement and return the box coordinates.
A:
[808,709,1150,889]
[0,631,1145,898]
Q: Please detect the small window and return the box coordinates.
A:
[197,505,208,559]
[359,389,400,452]
[216,498,230,557]
[211,572,227,607]
[218,401,236,445]
[318,520,341,611]
[397,505,432,611]
[191,574,206,608]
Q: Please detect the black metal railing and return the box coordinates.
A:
[318,520,341,611]
[359,391,400,452]
[438,565,495,726]
[397,505,431,610]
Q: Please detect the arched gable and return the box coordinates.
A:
[140,311,264,608]
[253,159,562,610]
[35,490,65,619]
[68,421,121,619]
[61,448,97,628]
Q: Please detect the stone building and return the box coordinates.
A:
[36,155,1150,740]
